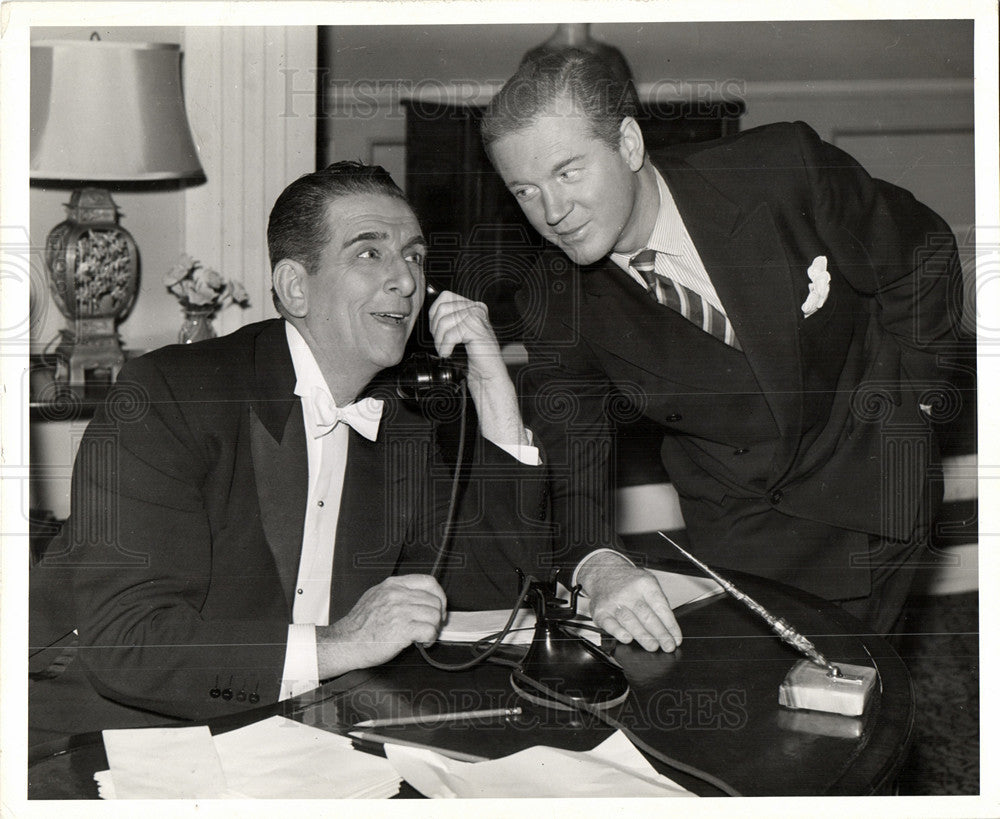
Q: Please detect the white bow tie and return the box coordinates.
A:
[309,388,383,441]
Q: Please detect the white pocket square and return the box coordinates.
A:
[801,256,831,318]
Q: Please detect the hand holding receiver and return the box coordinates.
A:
[578,552,683,652]
[427,290,507,384]
[428,290,529,449]
[315,574,447,679]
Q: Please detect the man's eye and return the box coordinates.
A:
[405,251,424,266]
[358,248,380,260]
[513,186,538,200]
[559,168,580,181]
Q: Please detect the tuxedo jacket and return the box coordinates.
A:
[56,319,548,720]
[516,121,962,600]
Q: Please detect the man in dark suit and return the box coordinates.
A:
[31,162,554,738]
[481,49,962,639]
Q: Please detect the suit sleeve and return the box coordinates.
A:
[412,403,552,611]
[507,267,628,589]
[64,355,290,720]
[792,121,963,389]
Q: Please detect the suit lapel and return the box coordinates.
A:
[657,157,804,452]
[248,321,308,612]
[581,264,744,391]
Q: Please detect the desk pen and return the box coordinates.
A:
[657,532,842,676]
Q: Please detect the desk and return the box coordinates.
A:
[27,569,913,798]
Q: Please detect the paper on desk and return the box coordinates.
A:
[97,717,400,799]
[213,716,400,798]
[100,725,228,799]
[440,569,721,645]
[384,729,694,798]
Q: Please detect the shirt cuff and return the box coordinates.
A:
[488,427,541,466]
[279,623,320,701]
[571,548,637,591]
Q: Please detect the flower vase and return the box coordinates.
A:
[179,307,217,344]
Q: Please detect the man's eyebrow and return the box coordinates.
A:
[403,234,428,251]
[342,230,388,249]
[551,154,585,174]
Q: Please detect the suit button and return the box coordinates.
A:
[222,688,233,701]
[665,413,682,422]
[770,489,783,504]
[249,692,260,704]
[733,448,749,455]
[209,687,221,698]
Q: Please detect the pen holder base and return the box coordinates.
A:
[778,660,877,717]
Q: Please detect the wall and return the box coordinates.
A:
[321,21,975,242]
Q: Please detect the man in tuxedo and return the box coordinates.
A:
[32,161,560,738]
[481,49,962,638]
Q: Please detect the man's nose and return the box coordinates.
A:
[542,188,571,226]
[385,255,418,297]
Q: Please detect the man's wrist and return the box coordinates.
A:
[573,548,636,591]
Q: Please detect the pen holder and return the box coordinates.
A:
[778,660,877,717]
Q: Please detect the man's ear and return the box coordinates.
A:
[272,259,309,318]
[618,116,646,171]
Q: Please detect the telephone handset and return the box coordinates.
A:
[394,283,467,401]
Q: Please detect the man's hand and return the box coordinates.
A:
[428,291,529,449]
[316,575,446,679]
[578,553,682,652]
[427,290,507,384]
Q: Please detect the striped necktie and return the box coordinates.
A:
[629,248,741,351]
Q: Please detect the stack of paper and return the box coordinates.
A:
[97,717,400,799]
[99,726,228,799]
[383,729,694,798]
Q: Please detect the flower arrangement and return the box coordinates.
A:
[164,254,250,314]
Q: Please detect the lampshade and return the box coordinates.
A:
[30,39,203,181]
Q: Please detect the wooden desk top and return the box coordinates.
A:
[27,569,912,798]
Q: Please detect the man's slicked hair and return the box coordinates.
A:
[481,48,640,152]
[267,160,407,276]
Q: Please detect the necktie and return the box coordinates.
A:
[629,248,741,351]
[310,388,384,441]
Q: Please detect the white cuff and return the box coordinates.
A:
[571,548,637,592]
[489,427,541,466]
[279,623,320,701]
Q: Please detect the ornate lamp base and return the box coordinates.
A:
[53,317,125,386]
[45,187,138,386]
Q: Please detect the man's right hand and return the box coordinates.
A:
[315,575,446,679]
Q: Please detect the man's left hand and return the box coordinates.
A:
[579,555,682,652]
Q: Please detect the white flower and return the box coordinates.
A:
[164,253,250,311]
[801,256,831,318]
[193,265,224,291]
[163,254,196,287]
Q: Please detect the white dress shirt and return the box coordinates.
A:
[278,322,539,699]
[610,168,728,317]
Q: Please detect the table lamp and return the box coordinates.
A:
[30,35,204,385]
